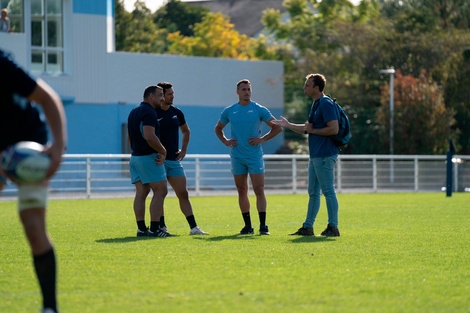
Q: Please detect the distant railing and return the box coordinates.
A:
[1,154,469,199]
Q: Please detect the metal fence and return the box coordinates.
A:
[1,154,469,199]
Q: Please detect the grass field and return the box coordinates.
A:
[0,193,469,313]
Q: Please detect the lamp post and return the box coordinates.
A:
[380,68,395,182]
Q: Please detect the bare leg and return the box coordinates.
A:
[250,173,266,213]
[134,181,150,221]
[167,176,193,217]
[234,174,250,213]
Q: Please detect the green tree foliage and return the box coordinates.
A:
[153,0,209,36]
[375,70,459,154]
[262,0,468,154]
[115,0,168,53]
[167,12,278,60]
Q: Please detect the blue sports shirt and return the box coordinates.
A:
[308,96,340,157]
[127,102,161,156]
[219,101,274,159]
[0,49,48,151]
[155,106,186,161]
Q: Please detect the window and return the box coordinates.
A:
[30,0,63,73]
[1,0,23,32]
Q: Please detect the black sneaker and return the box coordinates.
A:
[148,229,174,237]
[289,227,314,236]
[136,229,148,237]
[259,225,270,235]
[239,226,254,235]
[320,224,340,237]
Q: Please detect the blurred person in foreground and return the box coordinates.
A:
[0,49,67,313]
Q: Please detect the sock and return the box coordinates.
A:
[186,215,197,229]
[259,212,266,227]
[33,248,57,312]
[242,212,251,228]
[150,221,160,232]
[159,216,166,228]
[137,220,147,232]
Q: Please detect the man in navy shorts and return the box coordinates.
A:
[214,79,282,235]
[128,85,171,237]
[0,49,67,313]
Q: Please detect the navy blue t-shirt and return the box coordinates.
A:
[127,102,161,156]
[155,106,186,161]
[307,96,340,157]
[0,50,48,151]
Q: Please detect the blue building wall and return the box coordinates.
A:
[65,103,283,155]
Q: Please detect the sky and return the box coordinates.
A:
[123,0,203,13]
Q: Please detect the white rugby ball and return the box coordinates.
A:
[0,141,51,183]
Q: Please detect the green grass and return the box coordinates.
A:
[0,193,469,313]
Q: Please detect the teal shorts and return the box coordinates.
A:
[164,160,186,177]
[130,154,166,184]
[231,156,265,175]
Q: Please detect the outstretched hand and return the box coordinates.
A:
[272,116,290,128]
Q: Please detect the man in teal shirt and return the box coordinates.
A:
[215,79,282,235]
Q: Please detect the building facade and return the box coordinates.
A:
[0,0,284,154]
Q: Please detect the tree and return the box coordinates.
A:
[153,0,209,37]
[167,12,278,60]
[375,70,459,154]
[115,0,169,54]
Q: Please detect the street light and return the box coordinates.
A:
[380,68,395,182]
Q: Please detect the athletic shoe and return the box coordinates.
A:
[320,224,340,237]
[136,229,148,237]
[160,226,168,233]
[190,226,209,235]
[239,226,254,235]
[289,227,314,236]
[148,229,173,237]
[42,309,57,313]
[259,225,270,235]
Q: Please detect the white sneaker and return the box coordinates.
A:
[190,226,209,235]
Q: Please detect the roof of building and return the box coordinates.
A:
[186,0,286,37]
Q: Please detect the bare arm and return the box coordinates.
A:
[248,118,283,146]
[214,121,238,147]
[29,79,67,179]
[177,123,190,161]
[272,116,307,134]
[305,120,339,136]
[142,126,166,164]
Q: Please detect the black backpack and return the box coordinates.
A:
[325,95,351,147]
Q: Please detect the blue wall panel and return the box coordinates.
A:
[65,103,283,155]
[73,0,113,16]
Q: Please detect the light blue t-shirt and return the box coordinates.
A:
[219,101,274,158]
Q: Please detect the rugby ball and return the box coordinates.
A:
[0,141,51,183]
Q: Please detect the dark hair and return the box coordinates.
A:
[157,82,173,95]
[143,85,162,99]
[306,73,326,92]
[236,79,251,89]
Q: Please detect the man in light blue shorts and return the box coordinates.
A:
[128,85,171,238]
[156,82,208,235]
[215,79,282,235]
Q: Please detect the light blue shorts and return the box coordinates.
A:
[164,160,186,177]
[130,154,166,184]
[231,156,265,175]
